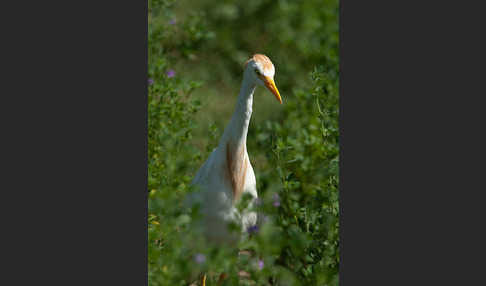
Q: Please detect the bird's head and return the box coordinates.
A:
[244,54,282,104]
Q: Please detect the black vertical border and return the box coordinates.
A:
[143,0,149,284]
[341,1,486,285]
[2,0,149,284]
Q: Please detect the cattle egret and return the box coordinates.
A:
[186,54,281,285]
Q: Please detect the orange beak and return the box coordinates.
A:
[260,75,282,104]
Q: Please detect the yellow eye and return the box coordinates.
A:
[254,69,261,75]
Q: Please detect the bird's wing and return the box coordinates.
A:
[191,147,217,186]
[185,148,219,208]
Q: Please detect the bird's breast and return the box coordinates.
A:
[189,140,258,244]
[225,141,254,203]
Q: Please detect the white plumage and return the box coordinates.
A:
[187,54,282,246]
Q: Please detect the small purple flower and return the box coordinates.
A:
[258,259,264,270]
[272,193,281,207]
[262,214,270,223]
[194,253,206,264]
[169,18,176,25]
[247,225,259,235]
[148,78,154,85]
[166,69,175,78]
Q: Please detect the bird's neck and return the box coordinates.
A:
[220,78,255,147]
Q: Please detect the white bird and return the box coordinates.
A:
[187,54,282,247]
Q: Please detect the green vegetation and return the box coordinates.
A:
[148,0,339,285]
